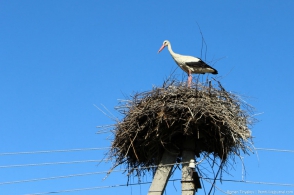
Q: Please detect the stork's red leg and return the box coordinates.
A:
[187,70,192,87]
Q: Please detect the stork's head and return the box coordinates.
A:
[158,40,170,53]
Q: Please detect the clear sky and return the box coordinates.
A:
[1,1,294,194]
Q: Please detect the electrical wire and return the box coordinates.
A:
[1,160,293,188]
[0,162,185,185]
[0,159,109,169]
[0,146,293,156]
[25,180,157,195]
[254,147,294,153]
[0,147,110,156]
[0,171,109,185]
[0,146,292,172]
[0,157,291,194]
[25,178,294,195]
[212,178,294,187]
[0,146,293,193]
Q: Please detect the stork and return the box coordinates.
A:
[158,40,218,86]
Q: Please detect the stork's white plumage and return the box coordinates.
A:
[158,40,218,86]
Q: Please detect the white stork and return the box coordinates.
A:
[158,40,218,86]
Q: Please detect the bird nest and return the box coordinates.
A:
[107,79,255,178]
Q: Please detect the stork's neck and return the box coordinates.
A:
[167,43,179,59]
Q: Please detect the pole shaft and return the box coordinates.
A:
[148,150,178,195]
[182,138,195,195]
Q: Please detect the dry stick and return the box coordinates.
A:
[202,177,229,195]
[208,162,224,195]
[196,21,208,61]
[130,138,139,162]
[125,130,139,159]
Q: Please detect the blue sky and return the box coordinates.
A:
[1,1,294,194]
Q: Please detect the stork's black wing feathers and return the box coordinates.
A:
[185,60,218,74]
[185,60,209,68]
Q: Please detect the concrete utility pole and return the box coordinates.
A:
[148,150,178,195]
[181,137,196,195]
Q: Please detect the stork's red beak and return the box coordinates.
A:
[158,45,165,53]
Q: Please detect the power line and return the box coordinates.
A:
[254,147,294,153]
[0,159,292,193]
[0,147,293,156]
[0,160,195,186]
[0,147,292,171]
[0,147,293,170]
[0,147,110,156]
[2,159,294,188]
[0,171,109,185]
[0,162,185,185]
[0,159,109,169]
[200,178,294,195]
[24,178,294,195]
[25,180,156,195]
[214,178,294,187]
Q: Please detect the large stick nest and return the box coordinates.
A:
[108,79,255,177]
